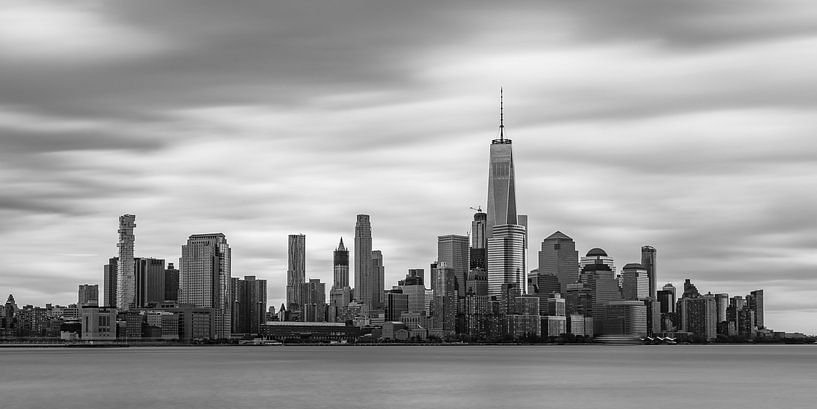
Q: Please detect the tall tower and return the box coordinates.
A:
[333,238,349,289]
[485,90,526,298]
[354,215,374,310]
[179,233,231,339]
[371,250,385,309]
[287,234,306,308]
[116,214,136,310]
[486,89,517,238]
[470,210,487,270]
[538,231,579,293]
[641,246,657,299]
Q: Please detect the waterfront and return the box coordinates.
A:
[0,345,814,408]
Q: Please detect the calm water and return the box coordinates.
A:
[1,345,814,408]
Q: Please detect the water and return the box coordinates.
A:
[1,345,814,408]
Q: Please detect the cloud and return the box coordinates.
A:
[1,0,816,334]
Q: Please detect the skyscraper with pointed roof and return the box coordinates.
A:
[486,89,517,238]
[485,90,527,298]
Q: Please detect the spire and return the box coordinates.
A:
[499,87,504,141]
[337,237,346,251]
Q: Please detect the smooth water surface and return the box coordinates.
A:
[1,345,814,408]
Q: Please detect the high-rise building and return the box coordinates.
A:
[286,234,306,308]
[179,233,231,339]
[678,293,717,341]
[470,209,488,271]
[385,290,409,322]
[748,289,764,329]
[641,246,657,299]
[232,275,267,334]
[116,214,136,309]
[715,293,729,324]
[538,231,579,293]
[135,257,165,307]
[164,263,179,302]
[103,257,118,307]
[438,235,469,298]
[78,284,98,306]
[398,270,426,314]
[372,250,385,310]
[354,215,374,310]
[301,278,326,322]
[487,224,526,299]
[332,238,349,289]
[329,238,352,319]
[486,90,517,238]
[621,263,649,301]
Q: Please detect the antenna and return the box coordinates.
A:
[499,87,504,141]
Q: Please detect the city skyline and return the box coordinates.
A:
[1,1,816,334]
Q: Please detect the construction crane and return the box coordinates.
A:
[469,206,483,213]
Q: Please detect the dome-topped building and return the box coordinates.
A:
[580,248,616,274]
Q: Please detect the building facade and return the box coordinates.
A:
[179,233,232,339]
[117,214,136,309]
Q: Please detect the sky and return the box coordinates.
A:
[1,0,816,334]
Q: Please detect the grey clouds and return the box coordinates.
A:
[1,0,816,333]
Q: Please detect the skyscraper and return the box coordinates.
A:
[470,210,487,270]
[103,257,117,307]
[135,257,165,307]
[164,263,179,302]
[286,234,306,308]
[641,246,657,299]
[486,90,517,238]
[438,234,469,298]
[485,91,526,299]
[116,214,136,309]
[487,224,526,298]
[538,231,579,293]
[748,289,764,329]
[232,275,267,334]
[179,233,231,339]
[354,215,374,310]
[621,263,649,301]
[371,250,385,309]
[333,238,349,289]
[329,238,352,318]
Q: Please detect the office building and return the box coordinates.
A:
[117,214,136,309]
[678,293,717,341]
[301,278,326,322]
[385,290,409,322]
[438,234,469,298]
[748,290,764,329]
[487,224,526,299]
[164,263,179,302]
[603,301,648,337]
[372,250,385,309]
[538,231,579,293]
[286,234,306,308]
[398,270,425,314]
[135,257,165,307]
[641,246,657,299]
[103,257,118,307]
[470,210,487,270]
[621,263,649,301]
[179,233,232,339]
[231,275,267,335]
[329,238,353,320]
[354,215,375,310]
[77,284,98,307]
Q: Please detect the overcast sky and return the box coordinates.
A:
[1,0,816,333]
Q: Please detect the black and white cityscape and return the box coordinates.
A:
[0,97,798,344]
